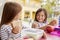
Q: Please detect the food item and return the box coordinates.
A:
[46,26,54,33]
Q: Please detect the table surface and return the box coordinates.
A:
[43,33,60,40]
[15,34,60,40]
[10,33,60,40]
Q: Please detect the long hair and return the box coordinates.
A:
[35,8,47,23]
[0,2,22,28]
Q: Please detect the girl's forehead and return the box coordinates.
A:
[37,11,45,15]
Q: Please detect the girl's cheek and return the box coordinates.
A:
[43,16,45,20]
[44,17,45,20]
[15,14,20,20]
[36,16,39,19]
[15,16,19,20]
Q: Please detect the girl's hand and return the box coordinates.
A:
[49,20,57,26]
[11,20,22,34]
[12,26,20,34]
[32,22,38,28]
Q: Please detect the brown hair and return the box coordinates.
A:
[0,2,22,28]
[35,8,47,23]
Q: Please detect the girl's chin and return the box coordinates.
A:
[38,21,44,23]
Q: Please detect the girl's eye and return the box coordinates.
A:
[37,14,40,16]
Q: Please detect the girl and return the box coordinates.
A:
[32,8,48,30]
[32,8,48,39]
[32,8,57,30]
[0,2,22,40]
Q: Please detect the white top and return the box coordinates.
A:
[0,24,21,40]
[33,21,48,28]
[38,22,48,27]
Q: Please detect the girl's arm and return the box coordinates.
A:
[42,32,47,39]
[32,22,48,30]
[40,20,57,30]
[1,26,10,40]
[1,29,8,40]
[39,26,48,30]
[32,22,52,30]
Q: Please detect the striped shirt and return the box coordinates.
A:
[0,24,21,40]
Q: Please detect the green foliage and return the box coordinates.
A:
[41,0,56,14]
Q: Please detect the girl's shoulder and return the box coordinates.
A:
[43,21,48,25]
[1,24,12,30]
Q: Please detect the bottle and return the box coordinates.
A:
[59,16,60,27]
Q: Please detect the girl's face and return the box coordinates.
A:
[36,11,46,22]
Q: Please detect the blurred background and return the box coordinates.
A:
[0,0,60,27]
